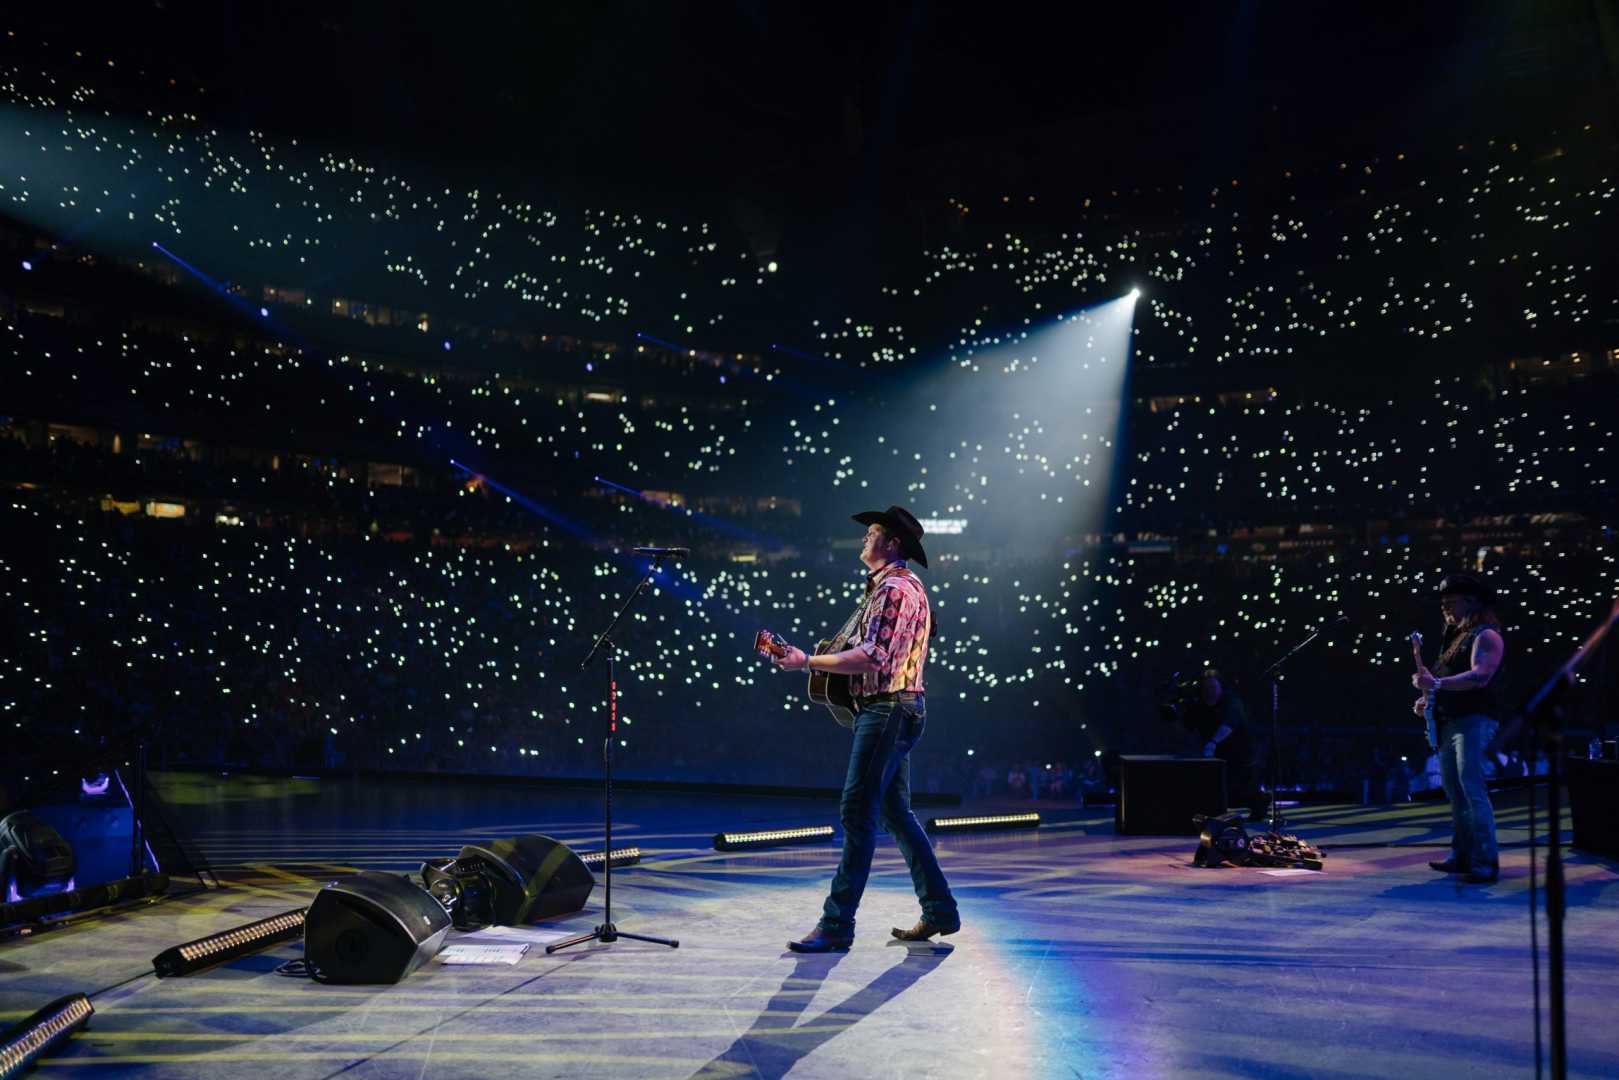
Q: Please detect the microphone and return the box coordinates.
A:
[633,546,690,558]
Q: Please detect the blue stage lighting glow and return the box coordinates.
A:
[20,260,32,271]
[259,307,269,317]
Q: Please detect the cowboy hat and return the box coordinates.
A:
[1437,571,1495,606]
[852,505,928,568]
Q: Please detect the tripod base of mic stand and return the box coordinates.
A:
[546,923,680,954]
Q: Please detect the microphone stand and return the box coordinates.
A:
[547,553,681,955]
[1258,619,1340,836]
[1515,597,1619,1080]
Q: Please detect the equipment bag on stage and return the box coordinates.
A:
[0,810,76,898]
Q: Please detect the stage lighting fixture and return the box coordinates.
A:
[579,846,642,870]
[926,812,1041,834]
[152,908,307,977]
[1128,287,1142,300]
[1,872,169,938]
[0,993,92,1079]
[1191,812,1249,868]
[19,261,32,272]
[713,825,835,851]
[420,857,498,930]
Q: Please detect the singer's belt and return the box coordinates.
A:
[853,690,923,712]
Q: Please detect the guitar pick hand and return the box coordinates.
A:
[773,646,808,672]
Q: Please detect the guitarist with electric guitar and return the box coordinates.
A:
[754,505,959,952]
[1410,572,1506,884]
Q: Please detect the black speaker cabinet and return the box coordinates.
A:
[304,871,451,984]
[1567,757,1619,861]
[1116,755,1228,836]
[459,834,594,924]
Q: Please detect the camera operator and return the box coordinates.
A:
[1169,669,1262,820]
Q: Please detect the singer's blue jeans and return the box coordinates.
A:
[818,697,958,935]
[1438,713,1499,869]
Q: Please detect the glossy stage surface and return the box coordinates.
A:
[2,772,1617,1079]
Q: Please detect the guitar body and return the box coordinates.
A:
[754,629,858,729]
[1410,631,1438,750]
[807,637,859,729]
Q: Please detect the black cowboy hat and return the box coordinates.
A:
[852,505,928,568]
[1437,571,1495,606]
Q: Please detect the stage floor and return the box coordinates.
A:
[3,773,1617,1079]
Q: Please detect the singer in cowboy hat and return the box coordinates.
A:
[771,505,960,950]
[1413,571,1506,884]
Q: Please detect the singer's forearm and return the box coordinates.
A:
[807,648,880,675]
[1438,670,1491,690]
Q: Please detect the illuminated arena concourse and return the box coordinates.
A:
[1,5,1617,1079]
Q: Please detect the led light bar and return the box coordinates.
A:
[578,846,642,870]
[0,993,93,1079]
[152,908,308,977]
[927,812,1041,834]
[713,825,835,852]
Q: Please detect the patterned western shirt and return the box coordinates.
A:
[851,561,930,698]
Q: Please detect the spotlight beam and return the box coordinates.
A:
[592,475,785,547]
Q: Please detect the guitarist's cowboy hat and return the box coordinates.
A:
[1437,571,1495,607]
[852,505,928,568]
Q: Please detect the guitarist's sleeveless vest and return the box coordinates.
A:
[1432,625,1502,721]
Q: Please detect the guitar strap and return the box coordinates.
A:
[1436,627,1477,672]
[834,600,865,643]
[843,563,906,645]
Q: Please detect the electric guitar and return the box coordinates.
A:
[1410,630,1438,750]
[754,629,859,729]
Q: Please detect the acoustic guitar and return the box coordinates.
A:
[754,629,859,729]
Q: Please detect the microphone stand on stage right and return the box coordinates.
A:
[1252,615,1349,869]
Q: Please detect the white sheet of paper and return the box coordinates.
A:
[458,926,577,947]
[437,943,530,965]
[1256,868,1321,877]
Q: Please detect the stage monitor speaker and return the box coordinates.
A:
[1566,757,1619,861]
[458,834,594,924]
[1116,755,1228,836]
[304,871,451,984]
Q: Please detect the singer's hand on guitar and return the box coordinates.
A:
[773,645,808,672]
[1412,696,1429,718]
[1411,670,1437,691]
